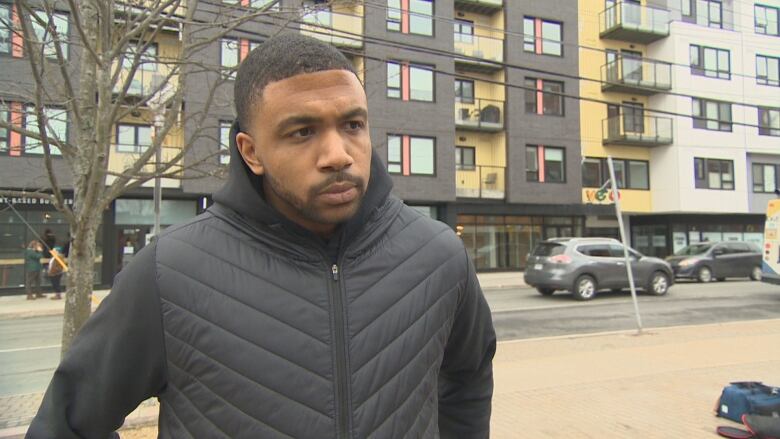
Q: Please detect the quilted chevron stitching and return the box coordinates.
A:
[164,329,332,421]
[348,227,452,305]
[167,360,296,438]
[399,383,435,439]
[355,314,451,409]
[365,333,446,438]
[161,393,196,439]
[165,235,327,312]
[161,297,330,383]
[159,260,328,346]
[164,379,231,438]
[353,279,461,375]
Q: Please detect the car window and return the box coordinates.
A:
[608,244,626,258]
[727,243,750,253]
[532,243,565,257]
[675,243,712,255]
[577,244,612,257]
[712,245,727,254]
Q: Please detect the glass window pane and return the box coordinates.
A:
[137,126,152,147]
[628,161,649,189]
[409,66,433,101]
[387,62,400,98]
[117,125,135,145]
[410,137,434,175]
[387,135,401,162]
[708,160,722,188]
[544,148,564,182]
[0,109,6,151]
[219,122,231,165]
[544,148,562,162]
[582,158,602,187]
[613,160,625,188]
[765,166,777,192]
[690,45,699,66]
[0,5,10,54]
[541,21,561,56]
[523,18,535,51]
[221,39,239,70]
[718,50,729,75]
[542,81,562,115]
[409,0,433,36]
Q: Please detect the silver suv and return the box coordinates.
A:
[524,237,674,300]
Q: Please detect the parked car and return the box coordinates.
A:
[665,241,763,282]
[524,237,674,300]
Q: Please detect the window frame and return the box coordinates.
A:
[0,106,8,152]
[386,61,435,102]
[453,19,474,44]
[581,157,650,190]
[455,145,476,170]
[29,9,69,60]
[758,107,780,136]
[755,4,779,36]
[0,3,11,55]
[694,157,734,190]
[524,77,564,116]
[115,123,152,154]
[220,38,239,79]
[692,98,732,132]
[689,44,731,80]
[386,134,436,176]
[523,16,563,57]
[454,78,474,104]
[526,145,566,183]
[752,163,779,193]
[683,0,723,28]
[386,0,434,36]
[756,54,780,87]
[22,105,66,156]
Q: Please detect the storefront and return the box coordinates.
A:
[630,214,765,259]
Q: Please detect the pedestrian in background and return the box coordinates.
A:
[24,240,44,300]
[47,246,66,300]
[42,229,56,258]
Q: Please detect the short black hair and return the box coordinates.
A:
[234,33,359,131]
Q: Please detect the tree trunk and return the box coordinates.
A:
[60,213,101,356]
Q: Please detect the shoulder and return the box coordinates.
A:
[391,203,468,262]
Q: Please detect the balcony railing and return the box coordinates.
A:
[601,56,672,94]
[599,1,670,43]
[454,0,503,14]
[602,114,673,147]
[300,10,363,48]
[456,165,505,199]
[455,98,504,132]
[454,33,503,69]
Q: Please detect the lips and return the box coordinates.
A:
[319,183,359,205]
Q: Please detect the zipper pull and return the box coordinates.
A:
[331,264,339,281]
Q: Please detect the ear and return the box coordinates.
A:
[235,132,265,176]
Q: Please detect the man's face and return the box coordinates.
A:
[235,70,371,236]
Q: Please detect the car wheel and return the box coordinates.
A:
[647,271,670,296]
[572,275,597,301]
[750,266,763,281]
[536,287,555,296]
[697,266,712,283]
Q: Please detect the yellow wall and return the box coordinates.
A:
[579,0,651,212]
[456,131,505,167]
[455,9,504,39]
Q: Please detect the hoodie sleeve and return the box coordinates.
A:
[26,242,167,439]
[437,248,497,439]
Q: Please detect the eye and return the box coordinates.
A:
[344,121,365,131]
[290,127,315,138]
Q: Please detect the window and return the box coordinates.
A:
[752,163,778,193]
[386,61,434,102]
[223,0,280,10]
[523,17,562,56]
[757,55,780,87]
[0,4,10,54]
[221,38,239,78]
[694,157,734,190]
[387,0,433,36]
[116,124,152,153]
[682,0,722,28]
[526,145,565,183]
[755,4,779,36]
[759,107,780,136]
[219,121,231,165]
[456,146,475,170]
[0,108,8,152]
[689,45,730,79]
[525,78,564,116]
[454,19,474,44]
[23,106,65,155]
[387,134,435,176]
[581,157,649,190]
[454,79,474,103]
[123,42,158,72]
[692,98,732,131]
[30,10,69,59]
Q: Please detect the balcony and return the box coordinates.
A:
[454,33,503,72]
[300,10,363,48]
[601,56,672,95]
[456,165,505,199]
[454,0,503,14]
[599,1,670,43]
[602,114,673,147]
[455,98,504,132]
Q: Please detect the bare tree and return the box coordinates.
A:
[0,0,308,355]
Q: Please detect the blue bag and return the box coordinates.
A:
[717,382,780,423]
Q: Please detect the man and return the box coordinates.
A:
[28,33,495,438]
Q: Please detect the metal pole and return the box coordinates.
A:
[153,118,162,239]
[607,156,643,334]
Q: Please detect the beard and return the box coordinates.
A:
[263,169,367,225]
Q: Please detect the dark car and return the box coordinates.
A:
[524,237,674,300]
[665,241,763,282]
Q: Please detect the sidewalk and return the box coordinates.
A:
[0,272,526,319]
[3,318,777,438]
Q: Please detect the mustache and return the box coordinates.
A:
[312,172,366,195]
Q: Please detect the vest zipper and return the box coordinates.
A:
[329,263,349,438]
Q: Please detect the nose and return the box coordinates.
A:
[316,128,354,172]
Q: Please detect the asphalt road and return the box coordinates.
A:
[488,279,780,341]
[1,280,779,397]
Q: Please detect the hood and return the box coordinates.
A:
[212,120,394,250]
